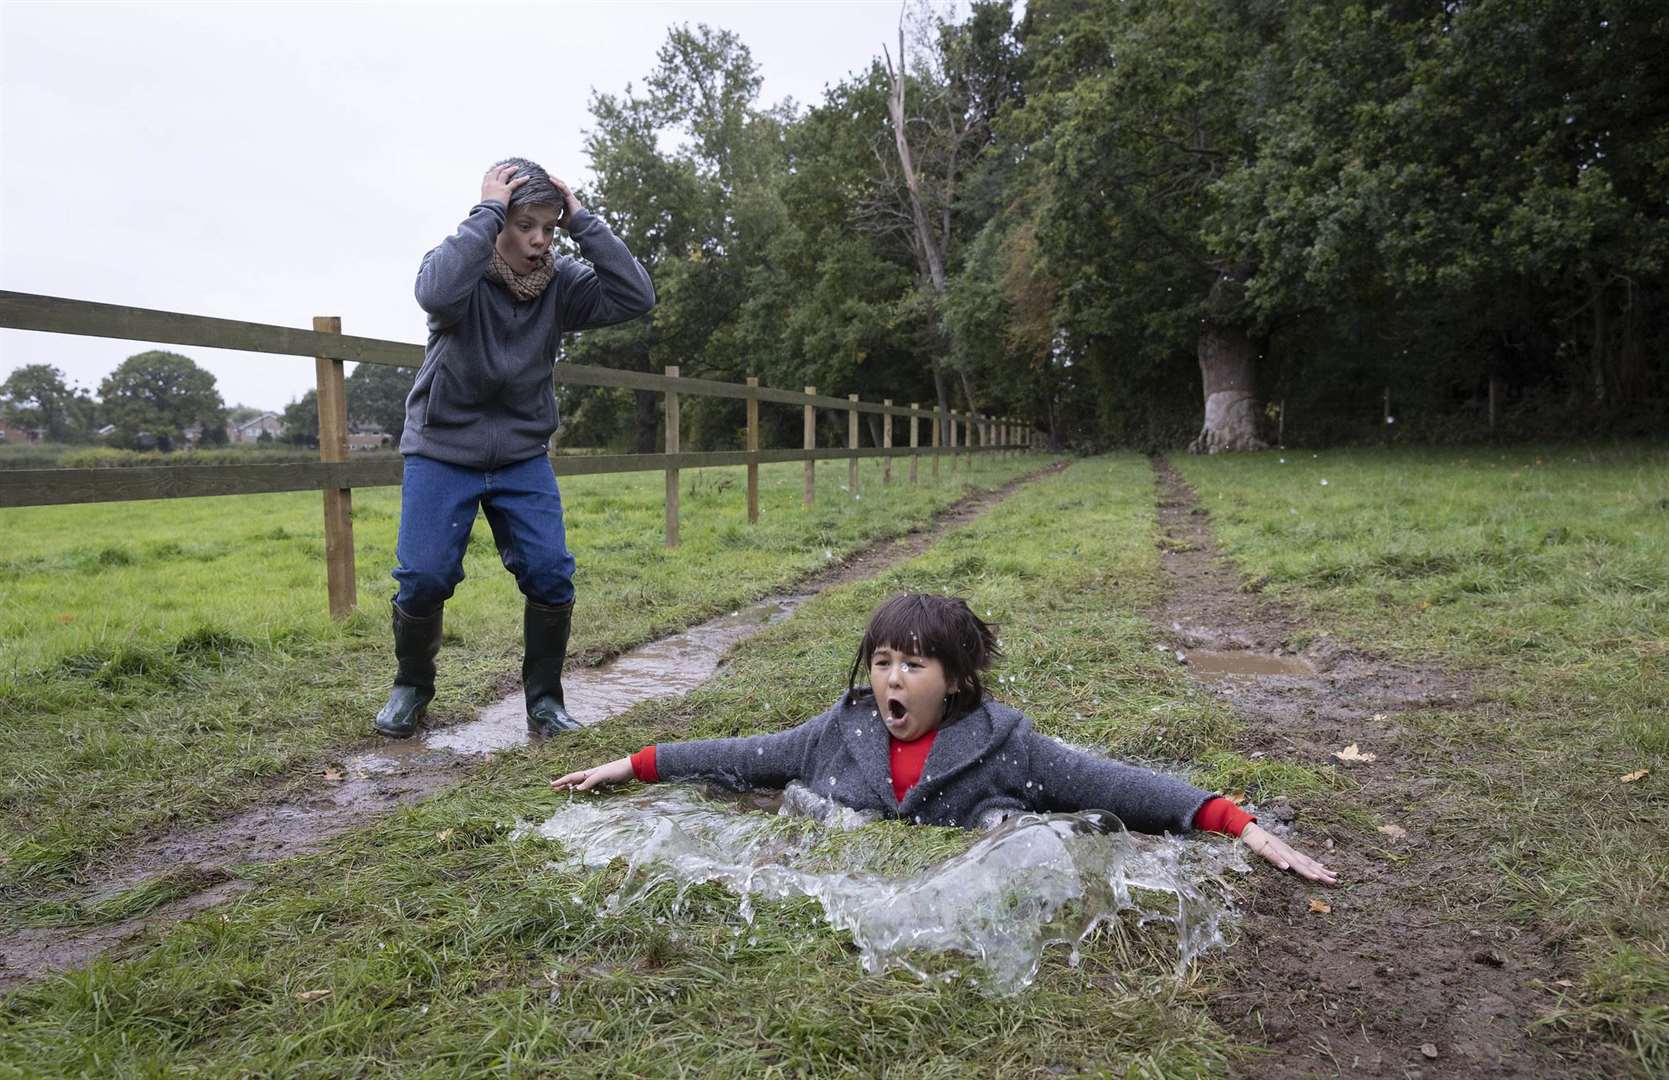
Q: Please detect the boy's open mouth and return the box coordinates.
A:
[887,698,908,721]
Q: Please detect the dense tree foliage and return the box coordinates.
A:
[98,351,226,451]
[550,2,1664,451]
[0,363,97,442]
[346,362,416,443]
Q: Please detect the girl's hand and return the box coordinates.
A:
[482,164,529,208]
[1241,823,1338,884]
[548,175,583,229]
[551,756,634,792]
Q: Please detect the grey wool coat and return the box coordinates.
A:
[654,690,1216,833]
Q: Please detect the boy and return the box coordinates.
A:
[375,159,655,739]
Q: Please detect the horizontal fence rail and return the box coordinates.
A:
[1,291,1040,615]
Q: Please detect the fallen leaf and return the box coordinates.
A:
[1416,600,1431,611]
[1308,898,1331,914]
[1620,769,1649,784]
[295,989,333,1002]
[1377,823,1408,841]
[1370,713,1388,723]
[1332,743,1378,764]
[1552,979,1574,988]
[1225,790,1248,806]
[435,828,455,843]
[56,612,74,624]
[1421,1043,1439,1059]
[323,768,345,782]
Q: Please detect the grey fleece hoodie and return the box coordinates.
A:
[654,690,1215,833]
[401,200,655,470]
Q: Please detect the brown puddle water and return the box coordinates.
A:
[1180,650,1315,680]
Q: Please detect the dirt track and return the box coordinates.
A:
[1150,456,1571,1079]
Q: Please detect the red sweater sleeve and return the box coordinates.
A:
[1193,796,1254,837]
[630,745,659,783]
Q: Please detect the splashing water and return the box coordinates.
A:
[523,785,1249,993]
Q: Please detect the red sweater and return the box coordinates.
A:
[628,737,1253,837]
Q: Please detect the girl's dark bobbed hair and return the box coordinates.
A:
[846,593,1001,717]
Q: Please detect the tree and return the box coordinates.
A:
[280,390,319,448]
[346,362,416,443]
[0,363,96,442]
[98,351,225,451]
[878,1,1023,436]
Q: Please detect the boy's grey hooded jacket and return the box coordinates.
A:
[654,691,1215,833]
[401,200,655,470]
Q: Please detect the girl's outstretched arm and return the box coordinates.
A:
[1241,822,1337,884]
[552,756,633,792]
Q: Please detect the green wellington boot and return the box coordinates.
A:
[524,598,581,736]
[373,601,444,738]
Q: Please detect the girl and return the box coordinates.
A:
[552,593,1336,883]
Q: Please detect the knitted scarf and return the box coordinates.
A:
[486,249,555,302]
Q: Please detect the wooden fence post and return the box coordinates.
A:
[665,365,679,547]
[909,402,919,483]
[745,376,760,525]
[882,399,892,485]
[949,410,960,472]
[848,393,860,497]
[803,386,816,508]
[313,315,355,619]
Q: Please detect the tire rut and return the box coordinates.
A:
[1149,455,1574,1079]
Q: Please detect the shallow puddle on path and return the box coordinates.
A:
[354,594,809,772]
[526,786,1249,994]
[1181,650,1315,680]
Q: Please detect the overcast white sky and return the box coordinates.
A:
[0,0,936,412]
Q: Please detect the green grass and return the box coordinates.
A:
[0,456,1279,1077]
[0,454,1048,891]
[1170,443,1669,1076]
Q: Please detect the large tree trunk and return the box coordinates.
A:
[1189,272,1266,454]
[1189,321,1266,454]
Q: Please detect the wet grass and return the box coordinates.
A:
[0,454,1048,892]
[1170,443,1669,1076]
[0,456,1291,1077]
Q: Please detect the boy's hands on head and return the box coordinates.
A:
[482,163,529,208]
[1241,823,1339,885]
[549,176,583,229]
[550,756,634,793]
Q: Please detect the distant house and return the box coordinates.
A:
[228,412,284,444]
[347,429,391,451]
[95,424,117,440]
[0,417,42,444]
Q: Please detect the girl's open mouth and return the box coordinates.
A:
[887,699,908,721]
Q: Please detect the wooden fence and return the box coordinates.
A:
[0,291,1035,617]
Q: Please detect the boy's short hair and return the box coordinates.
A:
[847,593,1001,717]
[493,156,563,212]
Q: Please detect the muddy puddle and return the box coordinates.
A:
[525,785,1248,993]
[1180,649,1315,679]
[356,595,808,771]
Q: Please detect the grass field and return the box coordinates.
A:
[1,444,1664,1076]
[0,453,1047,892]
[1171,444,1669,1074]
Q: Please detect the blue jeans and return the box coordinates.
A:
[392,453,576,615]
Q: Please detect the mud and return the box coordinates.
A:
[1150,457,1570,1079]
[0,461,1066,991]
